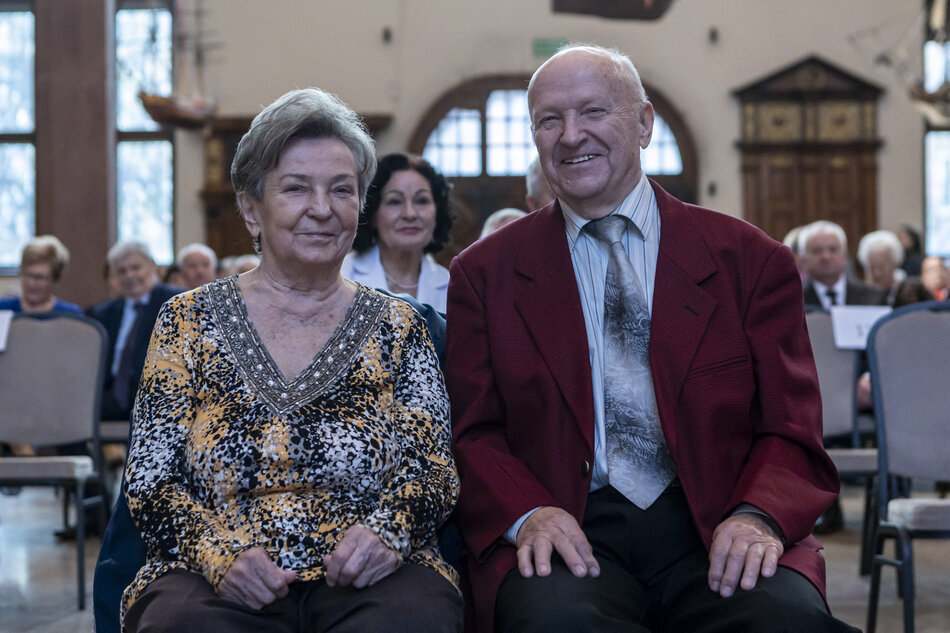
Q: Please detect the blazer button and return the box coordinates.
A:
[580,460,591,476]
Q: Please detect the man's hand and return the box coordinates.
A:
[324,525,401,589]
[708,513,784,598]
[218,547,296,610]
[515,506,600,579]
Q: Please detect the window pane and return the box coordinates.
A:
[486,90,535,176]
[641,114,682,175]
[0,143,35,267]
[117,141,173,263]
[423,108,482,177]
[116,8,172,132]
[924,41,950,93]
[926,131,950,257]
[0,11,34,133]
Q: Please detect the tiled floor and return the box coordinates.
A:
[1,484,948,632]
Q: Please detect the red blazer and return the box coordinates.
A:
[445,181,840,633]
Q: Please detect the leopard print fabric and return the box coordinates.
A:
[121,277,458,624]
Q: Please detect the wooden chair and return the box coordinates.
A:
[0,313,109,609]
[865,301,950,633]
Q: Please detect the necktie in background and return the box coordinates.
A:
[584,215,676,509]
[113,303,147,411]
[825,287,838,307]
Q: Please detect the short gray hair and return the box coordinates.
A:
[176,242,218,269]
[106,241,155,270]
[525,156,546,199]
[857,230,904,268]
[231,88,377,207]
[527,43,648,123]
[798,220,847,253]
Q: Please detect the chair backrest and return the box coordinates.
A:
[805,310,862,441]
[868,301,950,485]
[0,313,107,446]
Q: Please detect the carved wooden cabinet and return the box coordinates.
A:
[734,56,883,254]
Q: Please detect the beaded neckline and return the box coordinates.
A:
[208,276,386,414]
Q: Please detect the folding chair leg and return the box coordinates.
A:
[860,477,877,576]
[866,539,884,633]
[76,480,86,610]
[896,529,915,633]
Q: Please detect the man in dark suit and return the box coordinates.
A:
[87,241,181,422]
[446,45,856,632]
[799,220,885,309]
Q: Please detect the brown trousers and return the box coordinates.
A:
[125,563,462,633]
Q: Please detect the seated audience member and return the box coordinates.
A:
[217,255,238,277]
[447,44,854,633]
[0,235,81,314]
[234,252,261,273]
[87,242,182,422]
[480,207,527,239]
[799,220,885,309]
[160,263,184,287]
[118,88,461,633]
[524,155,555,211]
[857,230,933,307]
[176,242,218,289]
[342,152,453,313]
[897,223,924,277]
[921,255,950,301]
[0,235,81,461]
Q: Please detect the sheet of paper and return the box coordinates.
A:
[0,310,13,352]
[830,305,892,350]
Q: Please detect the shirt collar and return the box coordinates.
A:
[561,172,655,248]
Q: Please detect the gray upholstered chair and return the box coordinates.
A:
[805,309,878,571]
[865,301,950,633]
[0,312,109,609]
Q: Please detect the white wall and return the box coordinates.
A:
[173,0,925,248]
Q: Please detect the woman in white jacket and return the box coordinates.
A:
[342,153,453,312]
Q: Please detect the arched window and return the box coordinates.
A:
[410,75,697,264]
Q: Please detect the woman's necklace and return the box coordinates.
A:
[384,270,418,291]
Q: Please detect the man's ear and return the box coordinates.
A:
[237,192,261,242]
[638,101,655,149]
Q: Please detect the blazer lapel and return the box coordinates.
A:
[649,183,717,453]
[512,204,595,450]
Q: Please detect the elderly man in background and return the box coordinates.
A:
[87,242,181,422]
[524,155,555,211]
[176,242,218,289]
[446,44,856,632]
[799,220,883,309]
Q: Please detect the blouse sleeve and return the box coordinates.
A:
[124,297,253,588]
[360,307,459,558]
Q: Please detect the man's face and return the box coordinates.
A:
[180,251,216,289]
[804,232,847,287]
[112,253,156,300]
[528,50,653,219]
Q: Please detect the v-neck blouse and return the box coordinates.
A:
[122,276,458,620]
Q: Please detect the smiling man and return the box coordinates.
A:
[445,44,858,633]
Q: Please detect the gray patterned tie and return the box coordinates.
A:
[584,214,676,509]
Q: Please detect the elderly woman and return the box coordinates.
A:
[121,88,461,633]
[341,153,453,312]
[857,229,932,308]
[0,235,81,314]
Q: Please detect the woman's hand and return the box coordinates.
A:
[323,525,401,589]
[218,547,297,610]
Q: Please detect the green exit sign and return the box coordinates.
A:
[532,38,569,59]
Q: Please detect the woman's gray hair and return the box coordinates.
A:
[231,88,377,208]
[857,230,904,268]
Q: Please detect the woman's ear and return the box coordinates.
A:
[237,192,261,242]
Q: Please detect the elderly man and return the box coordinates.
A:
[446,44,856,632]
[799,220,883,309]
[176,242,218,289]
[88,242,181,421]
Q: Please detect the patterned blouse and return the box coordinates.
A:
[122,277,459,620]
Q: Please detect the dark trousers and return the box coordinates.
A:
[125,564,462,633]
[495,485,860,633]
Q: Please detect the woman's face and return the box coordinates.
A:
[865,249,897,289]
[243,137,360,273]
[20,261,56,308]
[373,169,437,255]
